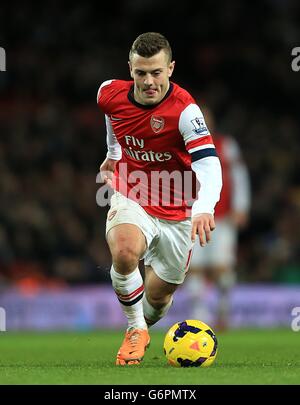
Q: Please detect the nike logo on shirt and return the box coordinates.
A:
[110,115,123,121]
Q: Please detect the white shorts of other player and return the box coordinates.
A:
[190,217,238,268]
[106,192,193,285]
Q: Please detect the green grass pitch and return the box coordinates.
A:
[0,328,299,385]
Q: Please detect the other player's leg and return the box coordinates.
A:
[214,265,236,331]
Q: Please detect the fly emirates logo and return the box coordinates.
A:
[124,135,172,162]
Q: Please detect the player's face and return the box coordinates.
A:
[129,50,175,105]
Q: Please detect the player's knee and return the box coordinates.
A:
[108,228,145,269]
[112,246,140,270]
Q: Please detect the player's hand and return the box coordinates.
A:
[191,213,215,247]
[99,158,118,187]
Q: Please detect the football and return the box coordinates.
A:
[163,319,218,367]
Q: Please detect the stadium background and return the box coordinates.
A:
[0,0,300,331]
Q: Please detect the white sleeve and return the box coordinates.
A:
[97,79,114,103]
[179,103,211,145]
[191,156,223,216]
[105,115,122,160]
[225,137,251,213]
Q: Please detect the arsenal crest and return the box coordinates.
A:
[150,116,165,133]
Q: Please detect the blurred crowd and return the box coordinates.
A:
[0,0,299,288]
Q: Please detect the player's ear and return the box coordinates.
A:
[128,61,134,79]
[168,60,175,78]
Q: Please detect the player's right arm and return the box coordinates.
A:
[99,114,122,187]
[100,158,117,187]
[97,80,122,187]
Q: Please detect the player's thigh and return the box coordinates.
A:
[144,265,179,304]
[213,219,237,268]
[106,191,158,259]
[107,223,147,259]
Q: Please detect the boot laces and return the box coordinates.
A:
[127,330,142,349]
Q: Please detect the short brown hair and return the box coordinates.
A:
[129,32,172,63]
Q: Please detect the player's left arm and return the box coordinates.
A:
[179,103,223,246]
[226,137,251,228]
[191,157,222,246]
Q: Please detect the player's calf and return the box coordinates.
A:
[143,295,173,327]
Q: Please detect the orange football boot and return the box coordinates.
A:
[116,328,150,365]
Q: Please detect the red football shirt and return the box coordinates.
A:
[213,134,232,219]
[97,80,217,220]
